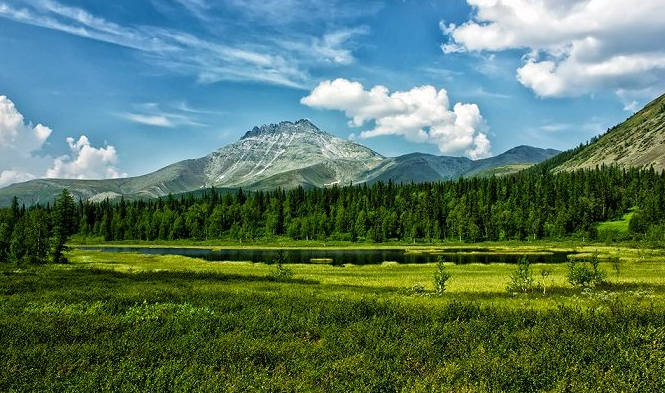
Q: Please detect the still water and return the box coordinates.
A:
[78,247,575,265]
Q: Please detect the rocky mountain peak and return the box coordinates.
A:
[241,119,323,140]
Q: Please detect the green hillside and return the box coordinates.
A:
[555,92,665,172]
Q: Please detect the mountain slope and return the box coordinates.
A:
[359,146,559,184]
[205,119,383,188]
[0,118,559,206]
[555,92,665,172]
[360,154,473,184]
[0,158,209,206]
[0,120,383,205]
[464,145,561,177]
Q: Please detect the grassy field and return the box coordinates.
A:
[597,211,634,234]
[2,247,665,391]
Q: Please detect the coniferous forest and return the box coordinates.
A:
[2,165,665,263]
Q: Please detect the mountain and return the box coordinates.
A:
[554,92,665,172]
[358,145,560,184]
[205,119,383,189]
[0,119,558,205]
[0,120,383,205]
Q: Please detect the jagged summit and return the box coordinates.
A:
[0,117,559,205]
[241,119,323,140]
[206,119,383,189]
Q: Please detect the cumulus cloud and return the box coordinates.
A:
[301,79,492,159]
[46,136,125,179]
[0,170,36,188]
[441,0,665,98]
[0,95,125,188]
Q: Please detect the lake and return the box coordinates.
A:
[78,247,576,265]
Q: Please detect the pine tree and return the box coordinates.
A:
[51,189,76,264]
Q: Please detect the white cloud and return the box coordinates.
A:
[171,0,211,22]
[46,136,125,179]
[119,102,208,128]
[0,95,125,188]
[539,123,571,132]
[0,0,370,89]
[0,95,52,153]
[442,0,665,98]
[120,113,174,128]
[222,0,382,27]
[275,27,368,67]
[301,78,492,159]
[0,170,36,187]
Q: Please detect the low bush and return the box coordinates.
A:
[567,253,606,288]
[506,255,535,293]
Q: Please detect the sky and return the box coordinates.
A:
[1,0,664,187]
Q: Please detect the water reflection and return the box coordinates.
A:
[78,247,576,265]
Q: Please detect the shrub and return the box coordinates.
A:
[506,256,535,293]
[567,253,606,288]
[539,268,552,295]
[270,250,293,279]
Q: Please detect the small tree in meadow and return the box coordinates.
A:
[51,189,76,264]
[539,268,552,295]
[434,256,451,294]
[271,250,293,279]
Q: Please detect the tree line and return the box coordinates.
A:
[0,189,76,264]
[2,165,665,263]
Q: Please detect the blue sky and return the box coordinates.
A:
[1,0,664,185]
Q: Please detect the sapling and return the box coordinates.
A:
[434,256,451,294]
[540,268,552,295]
[506,256,535,293]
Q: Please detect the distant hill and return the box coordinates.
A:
[555,92,665,172]
[358,145,560,184]
[0,119,558,206]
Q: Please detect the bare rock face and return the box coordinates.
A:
[203,119,384,188]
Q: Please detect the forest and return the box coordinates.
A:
[2,165,665,263]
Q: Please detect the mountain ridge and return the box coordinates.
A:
[554,92,665,172]
[0,120,558,206]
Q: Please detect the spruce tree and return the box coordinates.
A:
[52,189,76,264]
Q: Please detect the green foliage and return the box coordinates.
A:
[8,166,665,245]
[567,253,606,288]
[539,268,552,295]
[1,265,664,392]
[270,250,293,279]
[51,189,77,264]
[506,256,535,293]
[433,256,451,294]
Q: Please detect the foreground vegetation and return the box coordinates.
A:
[2,248,665,391]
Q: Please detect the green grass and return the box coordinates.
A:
[597,211,634,234]
[2,247,665,391]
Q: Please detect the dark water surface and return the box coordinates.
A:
[78,247,576,265]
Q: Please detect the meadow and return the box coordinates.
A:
[1,246,665,392]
